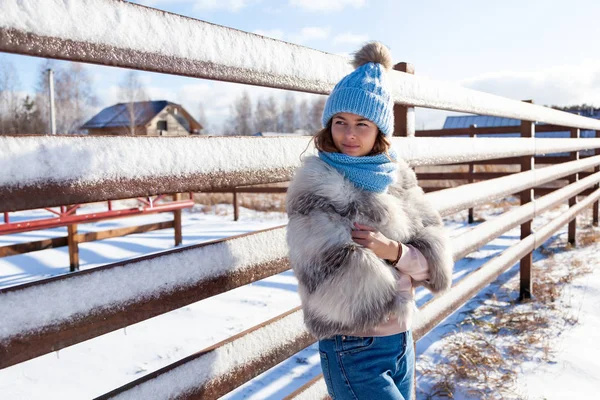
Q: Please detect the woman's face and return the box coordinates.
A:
[331,112,379,157]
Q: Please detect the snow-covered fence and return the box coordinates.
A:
[3,1,600,399]
[0,195,191,271]
[98,308,313,400]
[3,0,600,129]
[2,139,600,398]
[3,135,600,213]
[204,186,289,221]
[0,135,310,211]
[0,226,289,369]
[416,124,600,200]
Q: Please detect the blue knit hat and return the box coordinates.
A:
[322,42,394,136]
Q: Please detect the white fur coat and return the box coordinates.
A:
[286,156,453,339]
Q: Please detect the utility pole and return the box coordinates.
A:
[47,68,56,135]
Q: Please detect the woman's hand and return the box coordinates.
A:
[351,222,400,261]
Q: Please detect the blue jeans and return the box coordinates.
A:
[318,330,414,400]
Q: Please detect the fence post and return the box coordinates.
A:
[519,106,535,300]
[594,130,599,226]
[67,224,79,272]
[392,62,415,137]
[233,188,240,221]
[392,60,416,400]
[173,193,183,246]
[3,212,8,223]
[568,128,580,245]
[468,125,477,223]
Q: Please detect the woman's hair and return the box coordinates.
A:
[312,119,394,159]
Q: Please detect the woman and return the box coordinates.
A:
[286,42,454,399]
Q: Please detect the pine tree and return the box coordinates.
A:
[14,96,45,134]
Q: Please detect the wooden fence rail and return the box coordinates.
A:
[0,195,191,270]
[4,136,600,213]
[2,149,599,382]
[2,1,600,398]
[0,220,175,257]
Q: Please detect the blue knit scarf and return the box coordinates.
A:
[318,150,398,193]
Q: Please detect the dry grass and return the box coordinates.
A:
[238,193,287,212]
[192,191,287,214]
[416,163,520,191]
[415,164,468,190]
[418,224,599,399]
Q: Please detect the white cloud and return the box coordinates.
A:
[289,0,365,12]
[413,62,600,130]
[290,26,331,44]
[134,0,253,12]
[461,62,600,108]
[253,29,285,40]
[263,6,284,14]
[333,32,369,45]
[193,0,249,12]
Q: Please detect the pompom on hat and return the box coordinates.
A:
[322,41,395,136]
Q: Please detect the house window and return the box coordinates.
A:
[157,120,167,131]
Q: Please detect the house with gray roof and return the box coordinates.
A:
[443,108,599,139]
[81,100,203,136]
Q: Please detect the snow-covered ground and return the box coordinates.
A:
[0,201,598,399]
[417,204,600,399]
[518,247,600,398]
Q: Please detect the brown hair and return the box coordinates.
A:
[313,120,394,159]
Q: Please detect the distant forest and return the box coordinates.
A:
[0,58,326,136]
[550,104,599,114]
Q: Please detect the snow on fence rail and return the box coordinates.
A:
[3,0,600,130]
[97,308,313,400]
[0,226,289,369]
[2,0,600,398]
[1,149,600,396]
[415,187,600,338]
[3,135,600,213]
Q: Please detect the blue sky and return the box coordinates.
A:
[3,0,600,131]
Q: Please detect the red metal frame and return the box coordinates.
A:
[0,197,194,235]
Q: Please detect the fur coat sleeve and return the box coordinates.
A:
[286,156,453,339]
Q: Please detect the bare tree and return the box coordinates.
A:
[309,96,327,133]
[296,98,310,132]
[254,95,278,133]
[36,60,98,134]
[0,58,22,134]
[280,93,296,133]
[197,102,207,132]
[61,63,98,133]
[228,91,254,135]
[118,70,149,135]
[34,59,55,134]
